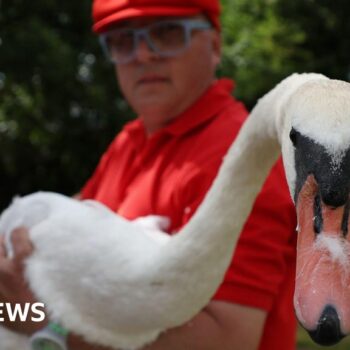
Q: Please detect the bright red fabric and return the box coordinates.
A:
[92,0,221,33]
[81,78,297,350]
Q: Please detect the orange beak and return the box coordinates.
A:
[294,175,350,345]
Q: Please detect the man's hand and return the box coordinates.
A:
[0,227,47,335]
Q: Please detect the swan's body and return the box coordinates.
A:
[1,73,350,349]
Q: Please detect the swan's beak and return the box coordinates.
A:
[294,175,350,345]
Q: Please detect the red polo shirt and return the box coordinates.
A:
[81,79,297,350]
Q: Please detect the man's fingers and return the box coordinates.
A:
[11,227,34,261]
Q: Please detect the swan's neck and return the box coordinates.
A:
[154,81,288,294]
[173,106,281,268]
[171,74,326,268]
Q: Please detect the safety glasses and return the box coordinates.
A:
[99,18,212,65]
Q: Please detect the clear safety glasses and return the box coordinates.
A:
[99,18,212,65]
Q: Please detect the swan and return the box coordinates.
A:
[0,72,350,349]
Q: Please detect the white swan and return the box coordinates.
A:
[1,73,350,349]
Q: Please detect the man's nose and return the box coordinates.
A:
[134,37,158,62]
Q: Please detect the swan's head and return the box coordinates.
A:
[281,79,350,345]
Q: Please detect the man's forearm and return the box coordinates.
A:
[140,308,237,350]
[67,310,227,350]
[67,310,229,350]
[67,301,266,350]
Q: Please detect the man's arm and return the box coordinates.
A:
[0,229,267,350]
[68,301,266,350]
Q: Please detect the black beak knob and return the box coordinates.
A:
[308,305,345,346]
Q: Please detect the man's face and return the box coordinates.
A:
[111,16,221,133]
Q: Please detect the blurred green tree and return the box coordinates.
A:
[0,0,133,208]
[219,0,350,107]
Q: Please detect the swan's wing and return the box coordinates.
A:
[0,195,51,258]
[0,193,165,349]
[24,203,165,350]
[24,200,225,349]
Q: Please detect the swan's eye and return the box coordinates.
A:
[289,129,297,146]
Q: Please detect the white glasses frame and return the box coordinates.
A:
[99,18,212,65]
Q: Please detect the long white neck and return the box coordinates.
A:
[165,86,282,279]
[171,74,327,267]
[150,74,327,323]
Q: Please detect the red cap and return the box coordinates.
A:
[92,0,221,33]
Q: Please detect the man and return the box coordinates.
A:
[0,1,297,349]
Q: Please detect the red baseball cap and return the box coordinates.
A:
[92,0,221,33]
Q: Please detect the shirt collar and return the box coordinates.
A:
[123,78,235,140]
[162,78,235,136]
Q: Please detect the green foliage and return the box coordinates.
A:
[219,0,303,105]
[1,0,350,210]
[219,0,350,107]
[275,0,350,79]
[0,0,133,208]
